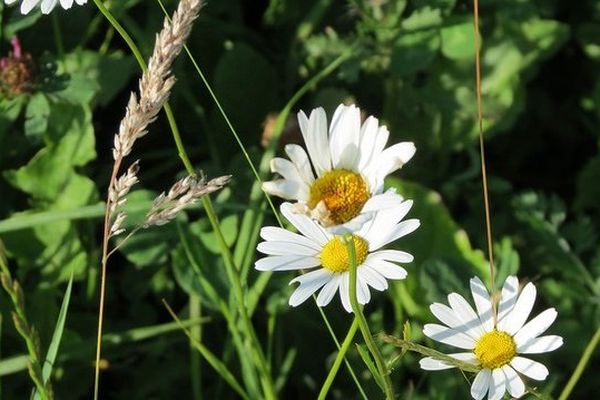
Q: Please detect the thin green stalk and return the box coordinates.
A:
[201,197,277,400]
[51,14,64,61]
[316,306,369,400]
[189,295,202,400]
[558,325,600,400]
[318,318,359,400]
[343,234,395,400]
[93,0,196,175]
[177,223,262,397]
[163,301,251,400]
[380,335,480,373]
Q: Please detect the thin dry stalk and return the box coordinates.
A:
[94,1,204,399]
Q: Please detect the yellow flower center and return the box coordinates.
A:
[320,235,369,273]
[308,169,370,225]
[474,330,517,370]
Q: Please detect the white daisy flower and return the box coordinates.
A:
[420,276,563,400]
[255,200,420,312]
[4,0,86,15]
[262,104,416,232]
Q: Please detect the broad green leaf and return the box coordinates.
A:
[212,42,277,152]
[61,50,135,106]
[24,93,50,143]
[5,104,95,200]
[401,6,442,31]
[440,19,475,60]
[391,30,440,77]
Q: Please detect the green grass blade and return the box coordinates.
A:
[0,355,29,377]
[32,274,73,400]
[163,300,251,400]
[355,344,385,390]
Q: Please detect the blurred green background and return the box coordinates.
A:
[0,0,599,398]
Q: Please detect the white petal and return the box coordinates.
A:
[470,277,494,332]
[329,104,361,170]
[510,357,549,381]
[422,323,476,349]
[5,0,20,5]
[363,257,407,280]
[271,157,304,183]
[448,293,486,338]
[357,276,371,305]
[488,368,507,400]
[420,357,456,371]
[75,0,86,4]
[497,276,519,322]
[429,303,482,341]
[430,303,464,330]
[497,282,537,335]
[289,269,333,307]
[471,369,491,400]
[280,203,330,246]
[316,274,341,306]
[357,116,381,172]
[21,0,41,14]
[256,241,318,256]
[339,273,352,312]
[368,250,414,264]
[298,108,330,176]
[517,335,563,354]
[260,226,321,251]
[361,191,407,213]
[328,212,371,235]
[513,308,559,349]
[374,142,416,179]
[59,0,73,9]
[359,265,388,291]
[360,198,414,249]
[285,144,315,184]
[262,180,306,201]
[502,365,526,398]
[255,255,320,271]
[378,219,420,247]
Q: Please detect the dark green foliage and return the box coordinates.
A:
[1,0,599,398]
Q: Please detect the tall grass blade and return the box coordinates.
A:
[32,273,73,400]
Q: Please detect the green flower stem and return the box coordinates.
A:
[343,234,395,400]
[380,335,480,373]
[317,318,359,400]
[201,197,277,400]
[558,324,600,400]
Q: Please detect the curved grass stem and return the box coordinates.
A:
[317,318,359,400]
[558,325,600,400]
[201,197,277,400]
[343,233,395,400]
